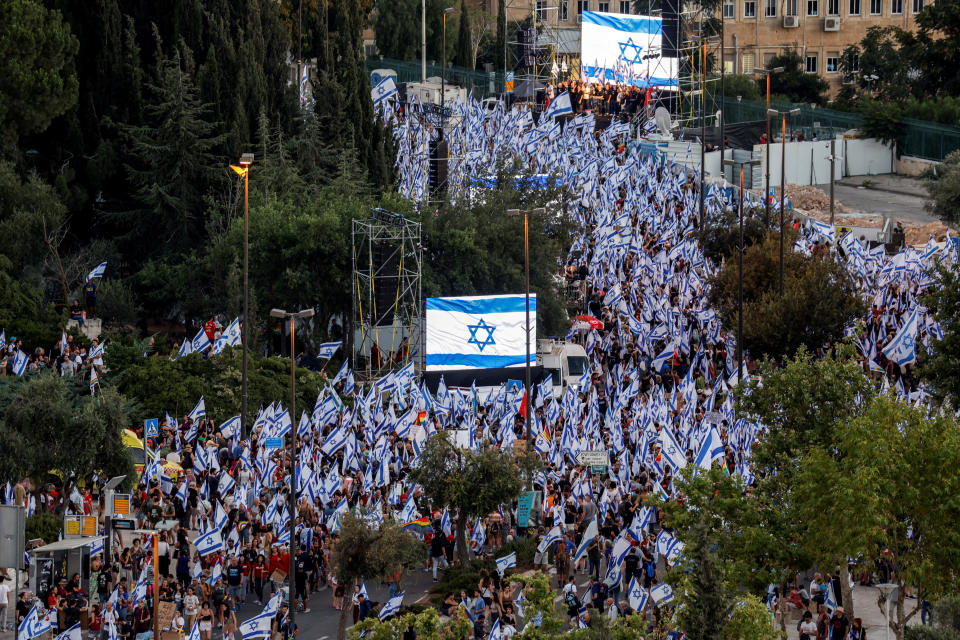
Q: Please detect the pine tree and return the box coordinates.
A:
[454,0,472,69]
[122,46,225,250]
[496,0,506,71]
[682,522,734,640]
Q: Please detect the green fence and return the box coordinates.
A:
[721,96,960,162]
[367,57,505,99]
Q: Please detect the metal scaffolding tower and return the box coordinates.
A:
[352,209,423,377]
[676,6,723,131]
[504,0,565,90]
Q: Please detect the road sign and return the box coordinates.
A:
[506,71,515,92]
[264,437,283,451]
[112,493,131,516]
[144,418,159,438]
[81,515,98,536]
[590,465,606,474]
[576,450,609,467]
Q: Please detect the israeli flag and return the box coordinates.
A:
[54,623,81,640]
[544,91,573,118]
[655,529,684,565]
[379,591,404,620]
[425,295,537,370]
[882,309,919,366]
[191,328,211,353]
[317,341,341,359]
[495,551,517,576]
[628,576,648,612]
[194,529,224,556]
[658,427,687,470]
[0,330,5,351]
[188,397,207,421]
[186,621,202,640]
[88,537,104,557]
[580,12,678,87]
[86,261,107,282]
[537,525,563,553]
[239,612,272,640]
[573,518,598,564]
[489,618,502,640]
[219,416,241,439]
[693,425,725,470]
[650,582,674,604]
[371,76,398,106]
[12,349,28,376]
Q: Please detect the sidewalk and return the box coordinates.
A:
[837,174,928,198]
[782,585,922,640]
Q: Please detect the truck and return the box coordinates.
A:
[537,339,589,399]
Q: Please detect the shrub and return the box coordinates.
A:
[26,512,61,544]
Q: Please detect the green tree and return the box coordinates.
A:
[739,346,875,617]
[919,260,960,403]
[495,0,506,71]
[410,433,533,564]
[722,597,780,640]
[0,0,79,148]
[768,48,829,105]
[374,0,420,60]
[0,374,134,510]
[857,97,905,147]
[839,26,915,102]
[899,0,960,98]
[121,45,225,250]
[709,230,866,362]
[454,0,473,69]
[794,396,960,640]
[678,521,733,640]
[719,74,762,102]
[331,513,426,640]
[349,607,470,640]
[923,150,960,225]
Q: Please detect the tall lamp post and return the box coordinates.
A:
[723,157,760,378]
[767,107,800,296]
[755,66,784,227]
[421,0,427,83]
[268,306,315,634]
[230,153,254,437]
[507,207,545,483]
[441,7,455,108]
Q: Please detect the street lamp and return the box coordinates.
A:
[268,306,315,633]
[229,153,254,438]
[826,142,844,225]
[756,66,784,227]
[506,207,545,477]
[723,158,760,378]
[767,107,800,296]
[864,73,879,94]
[442,7,455,109]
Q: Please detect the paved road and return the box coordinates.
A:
[816,176,935,223]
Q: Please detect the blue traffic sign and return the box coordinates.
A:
[144,418,159,438]
[264,437,283,450]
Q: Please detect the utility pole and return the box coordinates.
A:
[421,0,427,83]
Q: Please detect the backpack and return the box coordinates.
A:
[565,590,579,608]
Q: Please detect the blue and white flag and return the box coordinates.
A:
[86,261,107,282]
[239,612,272,640]
[495,551,517,576]
[650,582,674,604]
[371,77,398,106]
[544,91,573,118]
[628,576,648,612]
[655,529,684,565]
[537,524,562,553]
[54,623,81,640]
[188,397,207,422]
[881,308,919,366]
[573,518,598,564]
[580,12,678,87]
[18,604,53,640]
[191,328,211,354]
[317,341,341,359]
[185,621,202,640]
[194,529,224,556]
[12,349,28,376]
[425,295,537,370]
[379,591,404,620]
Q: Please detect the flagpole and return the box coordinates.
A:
[153,532,160,640]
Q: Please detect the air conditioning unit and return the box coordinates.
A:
[783,15,800,27]
[824,16,841,30]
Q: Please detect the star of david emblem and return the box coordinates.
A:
[618,38,645,65]
[467,318,497,352]
[664,443,678,457]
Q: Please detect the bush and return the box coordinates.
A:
[934,595,960,631]
[906,627,960,640]
[494,536,537,571]
[428,559,496,606]
[25,512,61,544]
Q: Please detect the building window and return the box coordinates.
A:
[536,0,547,20]
[805,53,818,73]
[849,0,860,14]
[826,53,840,71]
[577,0,588,14]
[828,0,840,12]
[912,0,923,11]
[724,0,736,16]
[560,0,570,20]
[744,0,757,16]
[807,0,819,13]
[891,0,903,12]
[620,0,632,12]
[766,0,777,16]
[598,0,610,10]
[786,0,799,13]
[870,0,881,13]
[742,53,755,73]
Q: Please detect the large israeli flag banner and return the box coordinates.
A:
[580,12,678,87]
[425,295,536,371]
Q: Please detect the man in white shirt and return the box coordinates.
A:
[0,578,10,631]
[101,601,118,640]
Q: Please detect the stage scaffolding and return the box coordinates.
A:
[351,209,423,377]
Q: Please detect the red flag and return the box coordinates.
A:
[518,392,528,419]
[643,86,652,107]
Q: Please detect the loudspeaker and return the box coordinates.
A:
[662,0,682,60]
[429,138,448,198]
[373,241,400,325]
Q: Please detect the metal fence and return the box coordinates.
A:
[367,57,504,99]
[721,96,960,162]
